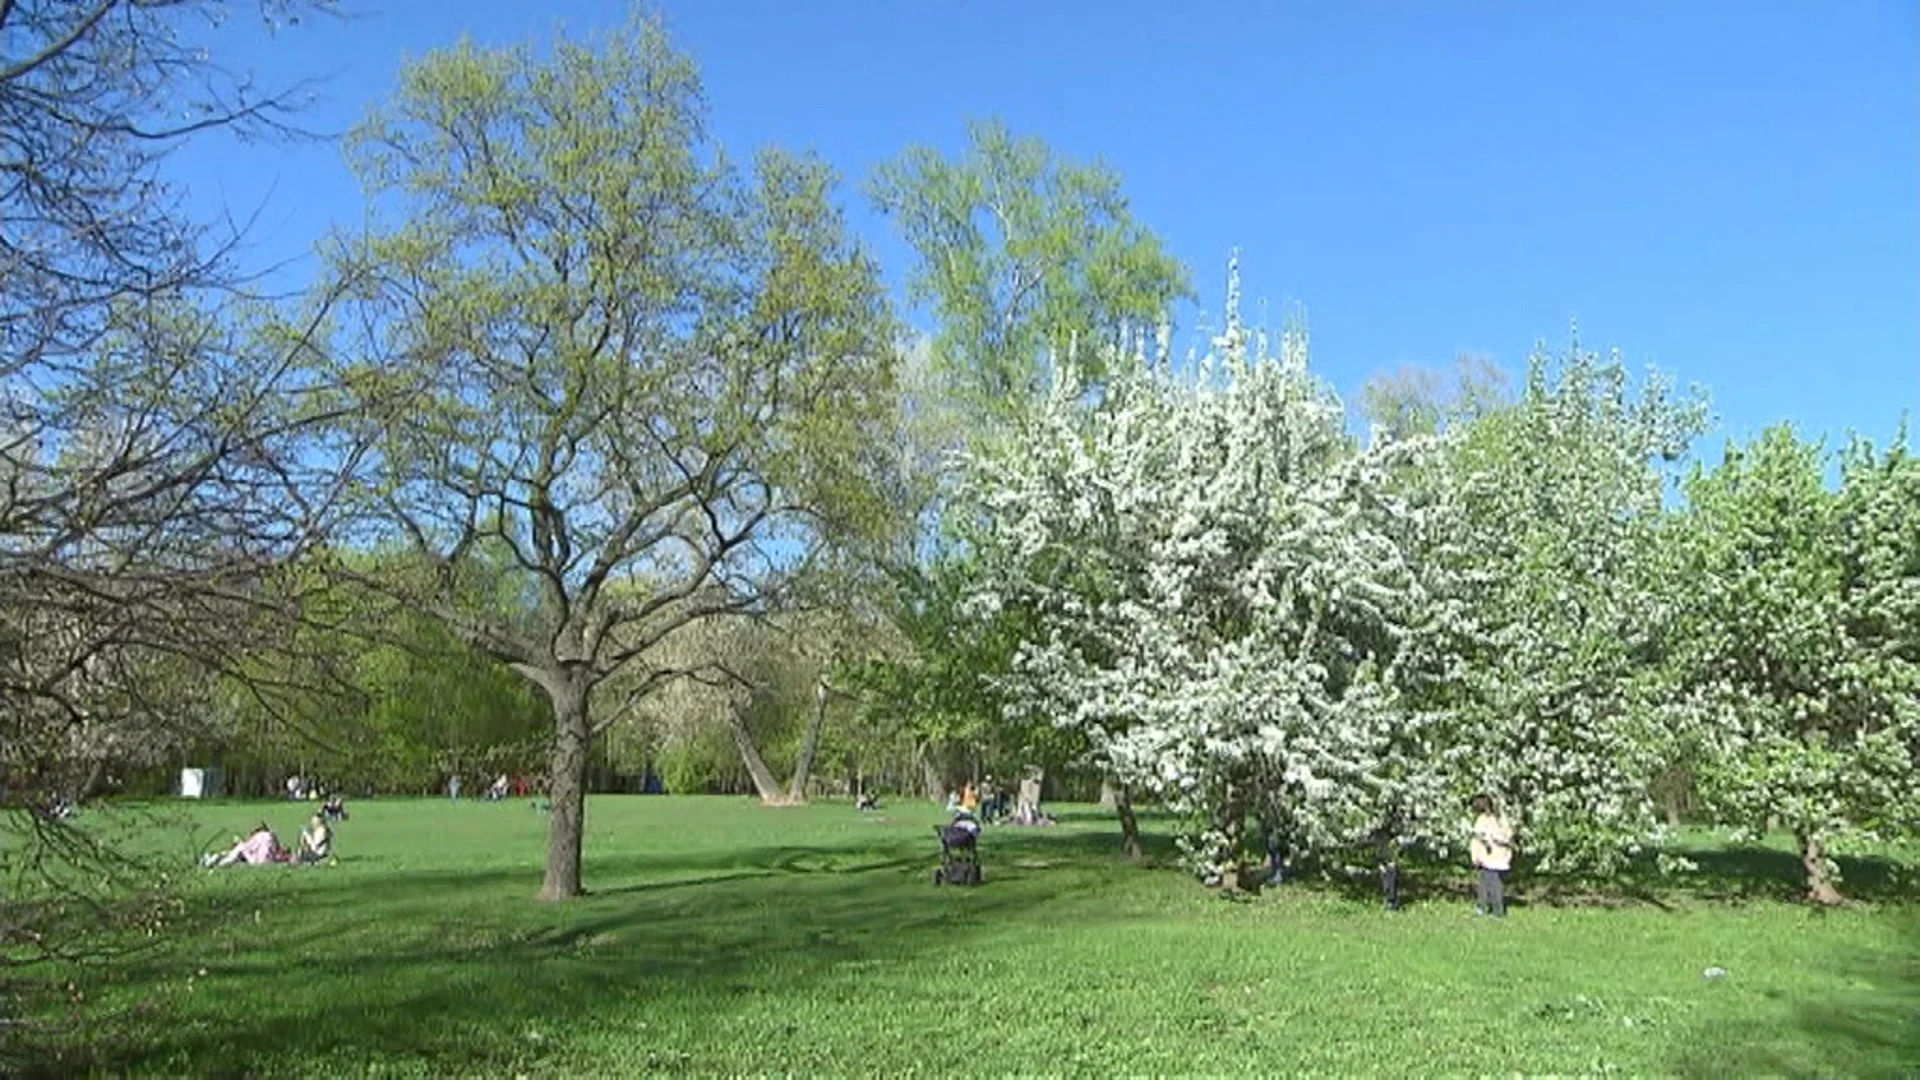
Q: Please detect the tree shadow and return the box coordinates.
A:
[54,826,1143,1077]
[1672,913,1920,1079]
[1295,836,1914,911]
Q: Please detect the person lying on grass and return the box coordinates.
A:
[297,814,334,865]
[206,822,288,867]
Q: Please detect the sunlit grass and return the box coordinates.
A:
[31,796,1920,1077]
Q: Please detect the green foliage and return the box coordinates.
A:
[870,119,1191,424]
[196,542,548,788]
[1420,338,1710,872]
[1356,354,1511,442]
[650,731,734,795]
[319,12,905,892]
[1672,424,1920,888]
[843,556,1050,760]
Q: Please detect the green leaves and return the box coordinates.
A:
[870,120,1191,425]
[1670,424,1920,890]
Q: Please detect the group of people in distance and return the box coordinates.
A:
[447,773,532,801]
[945,775,1054,827]
[203,792,346,868]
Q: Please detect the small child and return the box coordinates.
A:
[1469,794,1514,916]
[297,814,333,864]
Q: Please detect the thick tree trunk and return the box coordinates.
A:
[726,706,788,805]
[1115,784,1143,861]
[539,684,590,901]
[786,678,828,803]
[1016,768,1045,819]
[1797,831,1845,906]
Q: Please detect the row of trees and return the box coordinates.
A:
[911,266,1918,903]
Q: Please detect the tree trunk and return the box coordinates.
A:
[920,751,946,803]
[1115,784,1143,860]
[1797,831,1844,906]
[72,757,107,803]
[1212,783,1248,892]
[539,684,590,901]
[1016,767,1045,819]
[726,705,787,805]
[787,678,828,804]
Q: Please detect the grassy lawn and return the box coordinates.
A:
[30,796,1920,1078]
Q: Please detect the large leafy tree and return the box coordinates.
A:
[321,17,901,899]
[862,124,1190,795]
[961,267,1449,884]
[1673,425,1920,903]
[1427,339,1709,872]
[870,119,1190,427]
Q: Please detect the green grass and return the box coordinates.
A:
[30,797,1920,1078]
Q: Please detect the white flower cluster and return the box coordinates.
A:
[949,264,1919,889]
[958,266,1459,875]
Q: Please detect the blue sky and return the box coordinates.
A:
[172,1,1917,452]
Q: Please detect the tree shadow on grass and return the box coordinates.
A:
[1278,839,1914,912]
[1672,912,1920,1079]
[56,827,1146,1078]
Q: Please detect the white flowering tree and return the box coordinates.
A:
[1671,425,1920,903]
[960,263,1456,885]
[1424,339,1710,873]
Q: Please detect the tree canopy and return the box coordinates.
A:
[318,15,904,898]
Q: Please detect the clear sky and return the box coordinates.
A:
[171,1,1917,452]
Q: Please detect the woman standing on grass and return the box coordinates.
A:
[1469,794,1514,916]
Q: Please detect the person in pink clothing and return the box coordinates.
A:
[210,822,286,867]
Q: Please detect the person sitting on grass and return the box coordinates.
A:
[322,792,348,822]
[1469,794,1515,917]
[979,776,1007,823]
[297,814,333,865]
[208,822,286,867]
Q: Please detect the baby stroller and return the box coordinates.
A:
[932,817,982,886]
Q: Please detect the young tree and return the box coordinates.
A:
[1673,425,1920,903]
[322,17,901,898]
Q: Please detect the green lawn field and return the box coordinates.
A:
[33,796,1920,1077]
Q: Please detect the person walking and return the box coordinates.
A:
[1469,794,1515,916]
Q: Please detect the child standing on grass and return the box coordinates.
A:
[1469,794,1514,916]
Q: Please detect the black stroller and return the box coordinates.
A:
[932,819,982,886]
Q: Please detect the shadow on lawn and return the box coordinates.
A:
[1672,911,1920,1079]
[1306,837,1916,911]
[64,825,1138,1078]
